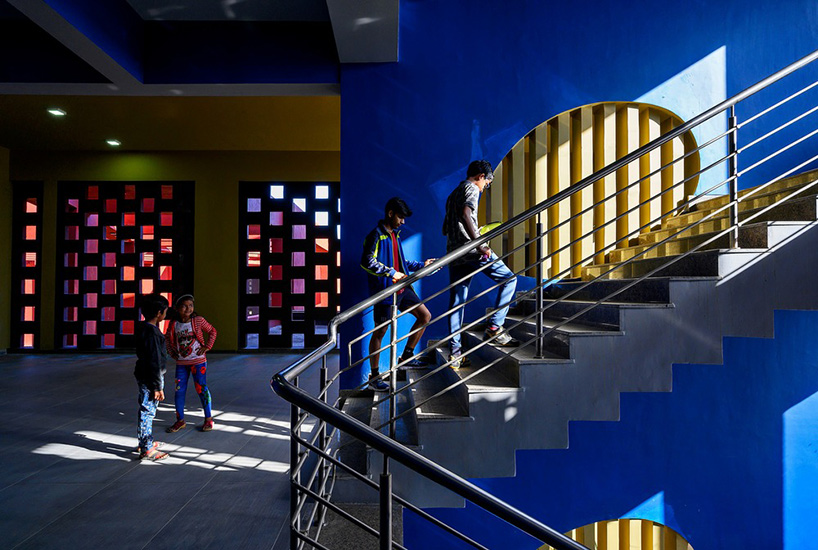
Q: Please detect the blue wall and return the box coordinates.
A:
[339,0,818,386]
[404,309,818,549]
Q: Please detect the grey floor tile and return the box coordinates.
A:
[0,481,109,549]
[148,481,288,550]
[13,481,205,550]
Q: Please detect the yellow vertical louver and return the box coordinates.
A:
[539,518,694,550]
[491,102,699,279]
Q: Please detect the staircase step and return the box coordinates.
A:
[664,191,818,230]
[433,346,520,389]
[583,248,763,280]
[458,316,615,362]
[514,297,674,331]
[584,221,810,280]
[640,194,818,245]
[403,364,470,421]
[541,277,672,303]
[338,393,375,475]
[688,167,818,213]
[370,381,419,446]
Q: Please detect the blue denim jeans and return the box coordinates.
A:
[137,383,158,452]
[448,252,517,353]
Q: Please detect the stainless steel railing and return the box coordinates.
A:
[272,48,818,550]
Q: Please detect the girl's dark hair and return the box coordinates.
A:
[384,197,412,218]
[140,293,169,319]
[175,294,194,308]
[466,159,494,180]
[171,293,198,320]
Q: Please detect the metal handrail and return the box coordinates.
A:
[278,47,818,385]
[273,47,818,550]
[273,374,590,550]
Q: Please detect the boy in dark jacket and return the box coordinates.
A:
[361,197,435,391]
[134,293,170,460]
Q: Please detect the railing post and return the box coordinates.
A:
[289,375,301,550]
[389,303,398,440]
[317,357,328,525]
[728,105,740,248]
[380,458,393,550]
[535,215,545,358]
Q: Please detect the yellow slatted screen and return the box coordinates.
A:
[539,518,694,550]
[489,102,699,278]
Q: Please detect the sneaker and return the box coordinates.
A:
[201,419,214,432]
[483,325,520,347]
[399,356,428,368]
[368,378,389,392]
[448,352,471,370]
[166,419,186,433]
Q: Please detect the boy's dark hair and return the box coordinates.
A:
[384,197,412,219]
[467,160,494,180]
[140,293,169,320]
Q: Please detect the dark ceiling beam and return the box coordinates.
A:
[0,82,341,96]
[7,0,143,87]
[326,0,399,63]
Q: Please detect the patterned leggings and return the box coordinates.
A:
[137,383,158,452]
[174,362,212,419]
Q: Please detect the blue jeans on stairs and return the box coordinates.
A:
[448,252,517,354]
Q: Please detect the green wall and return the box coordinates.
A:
[9,150,339,350]
[0,147,10,352]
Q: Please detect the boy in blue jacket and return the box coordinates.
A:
[361,197,435,391]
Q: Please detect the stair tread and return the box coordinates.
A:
[432,347,519,391]
[505,314,622,336]
[461,330,574,365]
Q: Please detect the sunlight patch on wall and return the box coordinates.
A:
[783,390,818,550]
[637,46,728,195]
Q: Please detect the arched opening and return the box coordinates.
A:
[486,102,700,278]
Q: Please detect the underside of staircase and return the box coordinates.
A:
[334,169,818,511]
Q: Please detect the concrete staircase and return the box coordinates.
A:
[337,169,818,509]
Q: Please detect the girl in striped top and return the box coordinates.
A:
[165,294,218,433]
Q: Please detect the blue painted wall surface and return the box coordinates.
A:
[404,309,818,549]
[338,0,818,386]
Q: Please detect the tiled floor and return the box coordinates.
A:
[0,352,324,550]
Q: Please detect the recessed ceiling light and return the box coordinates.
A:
[47,108,67,116]
[106,139,121,147]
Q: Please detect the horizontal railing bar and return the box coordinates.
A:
[738,78,818,128]
[738,126,818,178]
[738,103,818,154]
[292,529,333,550]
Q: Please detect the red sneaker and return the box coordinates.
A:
[202,419,214,432]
